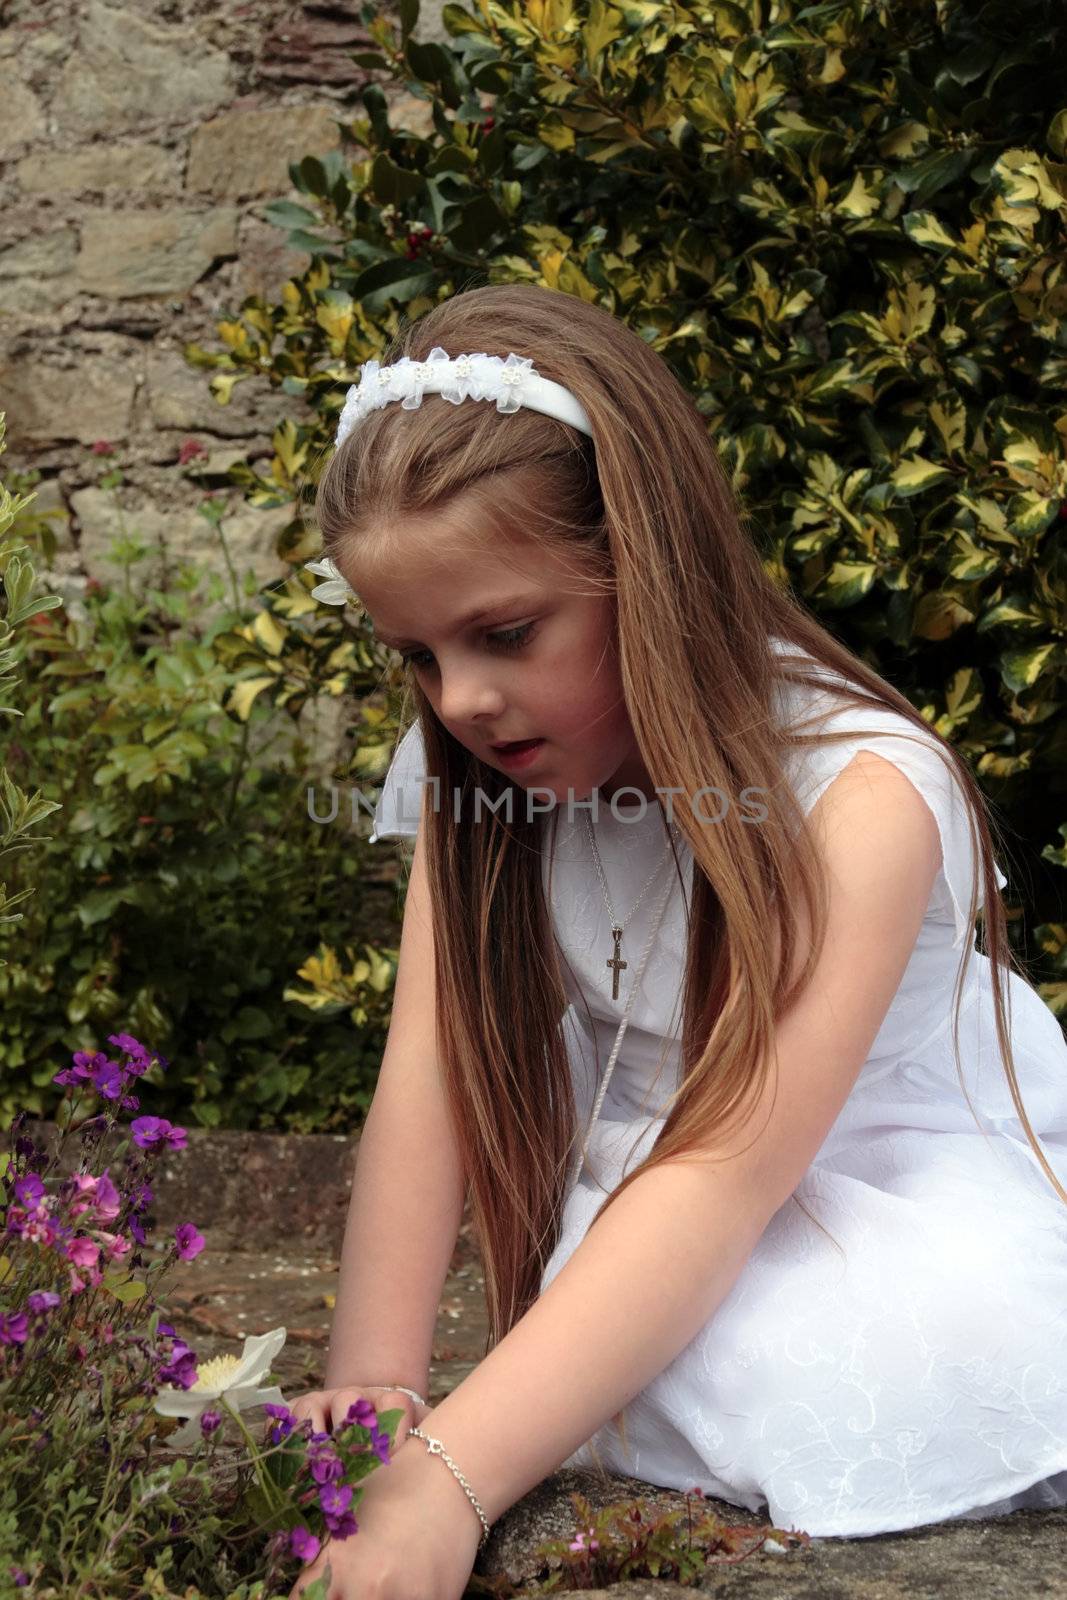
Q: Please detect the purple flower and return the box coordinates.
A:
[129,1213,147,1247]
[200,1409,222,1436]
[263,1401,296,1444]
[158,1349,198,1389]
[9,1567,29,1588]
[0,1313,29,1345]
[337,1399,390,1461]
[174,1223,204,1261]
[342,1397,378,1429]
[319,1482,353,1517]
[26,1291,60,1316]
[131,1116,188,1152]
[290,1527,320,1564]
[307,1448,345,1486]
[94,1060,127,1100]
[70,1049,109,1080]
[13,1174,45,1213]
[107,1031,148,1063]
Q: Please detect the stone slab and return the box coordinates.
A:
[76,207,240,299]
[16,143,180,196]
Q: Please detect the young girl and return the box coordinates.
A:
[291,282,1066,1591]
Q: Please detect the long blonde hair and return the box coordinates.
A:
[315,282,1066,1476]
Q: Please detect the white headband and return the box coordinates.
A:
[332,345,593,448]
[305,344,594,605]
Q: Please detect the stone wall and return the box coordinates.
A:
[0,0,451,622]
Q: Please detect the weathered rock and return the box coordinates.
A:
[257,13,375,88]
[0,81,46,162]
[0,229,80,282]
[0,333,139,446]
[76,208,240,299]
[186,105,342,200]
[54,0,233,137]
[17,143,180,196]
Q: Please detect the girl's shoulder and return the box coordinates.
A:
[767,635,1006,947]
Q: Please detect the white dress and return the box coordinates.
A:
[368,638,1067,1540]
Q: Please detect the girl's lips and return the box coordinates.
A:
[493,738,545,769]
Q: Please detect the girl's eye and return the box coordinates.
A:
[399,622,535,671]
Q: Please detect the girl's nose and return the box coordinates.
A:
[437,665,505,726]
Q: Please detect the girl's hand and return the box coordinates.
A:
[286,1415,484,1600]
[287,1385,430,1447]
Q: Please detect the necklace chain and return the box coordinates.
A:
[584,809,678,1000]
[566,806,680,1189]
[570,862,677,1188]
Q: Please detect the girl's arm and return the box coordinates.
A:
[411,751,943,1529]
[324,819,466,1394]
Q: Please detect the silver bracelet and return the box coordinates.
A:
[361,1383,427,1409]
[408,1426,492,1548]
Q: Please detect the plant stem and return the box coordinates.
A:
[222,1399,287,1521]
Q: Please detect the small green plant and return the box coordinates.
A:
[464,1487,810,1595]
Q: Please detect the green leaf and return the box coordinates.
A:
[890,456,954,496]
[818,560,876,609]
[901,210,959,251]
[1000,643,1058,693]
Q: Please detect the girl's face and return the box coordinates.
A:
[344,522,657,807]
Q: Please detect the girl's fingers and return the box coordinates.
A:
[287,1386,427,1446]
[288,1393,327,1436]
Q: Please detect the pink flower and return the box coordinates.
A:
[569,1528,600,1552]
[21,1215,56,1248]
[178,438,208,465]
[174,1222,204,1261]
[94,1230,132,1263]
[90,440,115,456]
[67,1171,121,1224]
[66,1237,101,1269]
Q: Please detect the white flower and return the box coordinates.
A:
[304,556,359,607]
[154,1326,287,1449]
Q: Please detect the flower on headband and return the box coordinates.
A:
[304,557,360,608]
[334,347,538,449]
